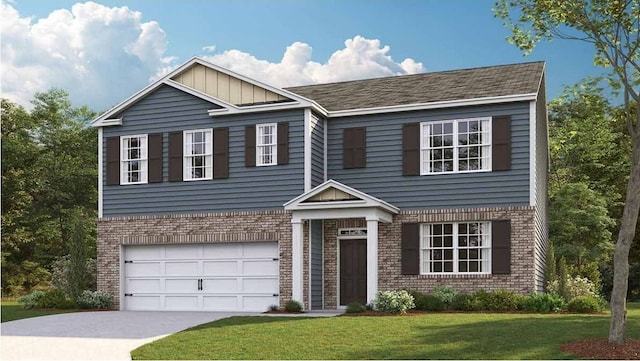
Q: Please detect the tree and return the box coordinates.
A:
[494,0,640,344]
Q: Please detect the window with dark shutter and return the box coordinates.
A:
[403,123,420,175]
[277,122,289,165]
[401,223,420,275]
[168,131,183,182]
[213,127,229,179]
[106,136,120,185]
[343,127,366,169]
[492,116,512,171]
[245,125,256,167]
[491,220,511,274]
[148,133,163,183]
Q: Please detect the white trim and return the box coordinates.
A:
[98,128,103,218]
[291,220,304,308]
[366,219,379,304]
[207,101,307,117]
[183,128,214,181]
[323,117,328,182]
[307,221,312,310]
[120,134,148,185]
[291,208,393,224]
[321,220,325,309]
[256,123,278,166]
[325,93,537,118]
[529,100,536,206]
[119,244,125,310]
[303,108,312,192]
[101,117,122,126]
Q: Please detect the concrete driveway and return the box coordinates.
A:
[1,311,255,360]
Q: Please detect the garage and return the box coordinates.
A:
[122,242,279,311]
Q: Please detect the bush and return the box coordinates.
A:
[547,275,599,301]
[523,293,565,312]
[411,292,446,312]
[451,293,485,311]
[566,295,605,313]
[37,289,76,309]
[432,286,457,307]
[268,304,279,311]
[51,256,97,298]
[284,300,303,312]
[374,290,415,313]
[485,289,526,311]
[18,290,46,309]
[75,290,113,309]
[346,302,366,313]
[365,303,374,311]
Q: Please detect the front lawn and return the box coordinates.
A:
[132,304,640,360]
[1,300,78,323]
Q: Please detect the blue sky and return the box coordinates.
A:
[2,0,602,111]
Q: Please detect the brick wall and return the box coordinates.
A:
[97,210,293,309]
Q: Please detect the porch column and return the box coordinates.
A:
[366,219,379,304]
[291,220,304,307]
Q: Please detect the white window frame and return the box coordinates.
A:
[420,117,492,175]
[120,134,148,185]
[420,222,492,275]
[183,129,213,181]
[256,123,278,166]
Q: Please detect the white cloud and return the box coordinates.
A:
[202,36,424,88]
[1,2,172,110]
[1,2,424,111]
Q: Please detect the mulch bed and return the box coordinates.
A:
[561,338,640,359]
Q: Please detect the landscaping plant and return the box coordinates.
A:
[374,290,415,313]
[284,300,303,313]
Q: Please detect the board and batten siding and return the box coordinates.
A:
[326,102,531,209]
[310,220,323,309]
[102,85,304,217]
[533,80,549,292]
[310,114,325,187]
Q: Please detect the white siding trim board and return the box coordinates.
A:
[98,127,103,218]
[529,100,536,207]
[304,109,312,192]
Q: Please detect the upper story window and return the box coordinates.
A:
[421,118,491,174]
[420,222,491,274]
[184,129,213,181]
[256,123,277,166]
[121,135,147,185]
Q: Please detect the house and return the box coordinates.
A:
[92,57,548,311]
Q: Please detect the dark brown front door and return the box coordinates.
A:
[340,239,367,305]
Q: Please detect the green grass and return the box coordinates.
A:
[1,300,78,323]
[132,304,640,360]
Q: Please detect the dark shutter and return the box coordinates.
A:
[148,133,163,183]
[491,220,511,274]
[277,122,289,165]
[245,125,256,167]
[106,136,120,185]
[403,123,420,175]
[343,127,366,169]
[213,127,229,179]
[168,131,183,182]
[401,223,420,275]
[492,115,512,171]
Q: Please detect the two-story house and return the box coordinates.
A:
[93,57,548,311]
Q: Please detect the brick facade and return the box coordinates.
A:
[98,206,536,310]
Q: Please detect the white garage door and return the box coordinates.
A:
[123,242,279,312]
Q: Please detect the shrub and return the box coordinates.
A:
[284,300,303,312]
[75,290,113,309]
[374,290,415,313]
[37,289,76,309]
[51,256,97,298]
[365,303,374,311]
[523,293,565,312]
[18,290,46,309]
[268,304,279,311]
[451,293,485,311]
[415,294,446,311]
[432,286,457,307]
[485,289,526,311]
[566,295,605,313]
[346,302,366,313]
[547,275,599,301]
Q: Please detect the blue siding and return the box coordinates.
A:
[326,103,531,209]
[103,85,305,216]
[310,114,325,187]
[310,220,323,309]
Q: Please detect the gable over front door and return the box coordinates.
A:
[340,239,367,305]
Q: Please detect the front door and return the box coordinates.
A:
[340,239,367,305]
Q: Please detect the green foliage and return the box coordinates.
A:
[50,256,97,297]
[17,290,46,309]
[283,300,303,313]
[268,304,279,312]
[567,296,606,313]
[479,289,526,311]
[547,275,599,301]
[67,208,92,300]
[451,294,478,311]
[523,293,566,313]
[432,286,457,307]
[346,302,366,313]
[0,260,50,296]
[374,290,415,314]
[543,243,558,293]
[557,257,570,301]
[75,290,113,309]
[36,289,76,309]
[415,294,446,312]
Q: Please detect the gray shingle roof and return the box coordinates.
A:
[284,61,544,112]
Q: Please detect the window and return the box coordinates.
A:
[256,123,277,166]
[184,129,213,180]
[420,222,491,274]
[121,135,147,184]
[421,118,491,174]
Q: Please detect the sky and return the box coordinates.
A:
[1,0,604,112]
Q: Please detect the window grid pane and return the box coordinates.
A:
[184,130,212,180]
[257,124,277,166]
[421,222,490,274]
[121,135,147,184]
